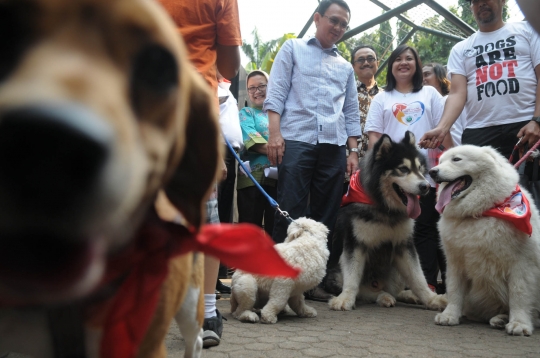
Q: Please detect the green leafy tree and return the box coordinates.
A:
[242,29,296,74]
[413,15,458,65]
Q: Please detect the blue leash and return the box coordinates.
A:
[223,135,295,224]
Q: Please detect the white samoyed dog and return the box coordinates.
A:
[429,145,540,336]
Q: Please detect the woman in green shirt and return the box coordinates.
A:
[237,70,277,236]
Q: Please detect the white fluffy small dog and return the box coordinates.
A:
[429,145,540,336]
[230,217,329,324]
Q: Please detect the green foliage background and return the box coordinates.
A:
[241,1,509,85]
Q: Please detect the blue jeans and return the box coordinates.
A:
[272,140,346,244]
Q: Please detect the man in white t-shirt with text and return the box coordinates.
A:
[420,0,540,158]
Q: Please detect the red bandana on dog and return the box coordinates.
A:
[483,185,532,236]
[100,209,300,358]
[341,171,374,207]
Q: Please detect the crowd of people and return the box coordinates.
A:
[160,0,540,349]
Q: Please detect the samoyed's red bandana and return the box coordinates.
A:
[341,171,374,207]
[483,185,532,236]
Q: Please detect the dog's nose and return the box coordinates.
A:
[429,168,438,178]
[0,104,114,211]
[419,182,430,194]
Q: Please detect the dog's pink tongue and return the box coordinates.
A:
[406,193,421,219]
[435,181,460,213]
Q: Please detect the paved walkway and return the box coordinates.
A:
[166,288,540,357]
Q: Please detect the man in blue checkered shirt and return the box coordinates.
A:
[263,0,361,300]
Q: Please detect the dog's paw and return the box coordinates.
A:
[298,305,317,318]
[376,293,396,307]
[489,314,509,329]
[260,311,278,324]
[434,312,460,326]
[425,294,447,311]
[236,311,260,323]
[328,294,355,311]
[506,320,533,336]
[396,290,420,305]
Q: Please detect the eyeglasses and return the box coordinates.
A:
[354,57,377,65]
[323,15,350,31]
[247,84,267,93]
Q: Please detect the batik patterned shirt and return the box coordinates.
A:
[357,80,383,158]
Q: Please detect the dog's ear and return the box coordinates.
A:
[402,131,416,147]
[374,134,393,160]
[164,71,221,228]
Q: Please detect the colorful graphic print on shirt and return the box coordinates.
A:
[392,101,425,126]
[464,35,518,102]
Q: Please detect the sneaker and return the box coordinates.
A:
[202,309,227,348]
[216,279,231,294]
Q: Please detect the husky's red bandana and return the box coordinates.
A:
[483,185,532,236]
[341,171,374,207]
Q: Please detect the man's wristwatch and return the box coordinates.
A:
[532,117,540,125]
[350,148,359,155]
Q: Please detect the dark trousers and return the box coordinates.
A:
[217,149,237,223]
[237,185,277,236]
[461,120,529,159]
[272,140,346,245]
[413,187,445,287]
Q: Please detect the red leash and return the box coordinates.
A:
[512,137,540,168]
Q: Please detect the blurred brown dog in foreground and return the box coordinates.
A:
[0,0,221,357]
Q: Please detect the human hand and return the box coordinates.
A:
[517,121,540,149]
[267,132,285,166]
[419,128,448,149]
[346,153,358,176]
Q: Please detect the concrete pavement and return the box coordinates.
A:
[166,291,540,357]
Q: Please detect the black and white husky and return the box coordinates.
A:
[328,131,447,311]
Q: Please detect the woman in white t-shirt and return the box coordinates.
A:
[365,45,453,294]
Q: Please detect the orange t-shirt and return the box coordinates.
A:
[158,0,242,92]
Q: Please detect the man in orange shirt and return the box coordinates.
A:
[158,0,241,348]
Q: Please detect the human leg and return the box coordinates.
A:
[307,143,346,300]
[217,149,236,223]
[262,185,277,237]
[237,186,265,228]
[272,140,317,243]
[203,188,224,347]
[412,188,441,289]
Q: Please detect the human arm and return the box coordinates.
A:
[267,110,285,166]
[517,0,540,35]
[367,132,383,150]
[215,0,241,79]
[517,63,540,147]
[346,137,359,176]
[365,92,384,150]
[263,41,295,166]
[216,44,240,80]
[419,74,467,149]
[239,108,270,156]
[251,144,268,155]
